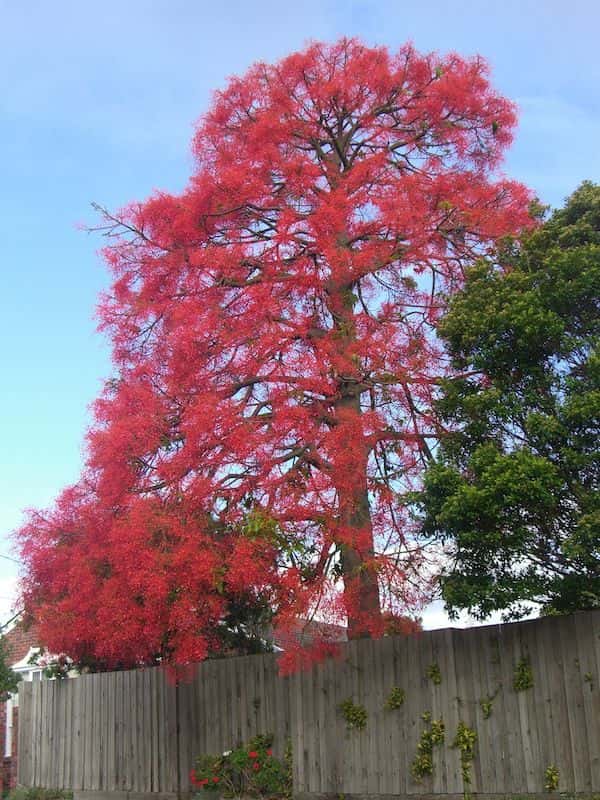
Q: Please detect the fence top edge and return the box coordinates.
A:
[20,608,598,682]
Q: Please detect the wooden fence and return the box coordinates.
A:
[17,610,600,797]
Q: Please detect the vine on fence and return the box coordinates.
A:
[452,721,477,800]
[411,712,445,781]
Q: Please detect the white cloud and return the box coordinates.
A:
[421,599,527,630]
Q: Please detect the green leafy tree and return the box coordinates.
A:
[418,182,600,619]
[0,636,21,700]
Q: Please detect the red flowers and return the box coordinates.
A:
[189,770,210,788]
[248,751,258,759]
[253,762,261,771]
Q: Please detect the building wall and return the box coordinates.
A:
[0,621,40,792]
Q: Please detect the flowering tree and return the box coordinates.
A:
[18,39,532,670]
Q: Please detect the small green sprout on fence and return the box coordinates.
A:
[411,712,445,781]
[339,698,368,731]
[479,697,493,719]
[385,686,406,710]
[544,764,560,792]
[479,687,499,719]
[513,656,534,691]
[426,662,442,685]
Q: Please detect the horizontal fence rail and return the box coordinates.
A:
[18,610,600,797]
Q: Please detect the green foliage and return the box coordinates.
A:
[411,712,445,781]
[338,698,368,731]
[282,739,293,800]
[192,734,291,798]
[513,657,534,691]
[417,182,600,620]
[426,662,442,685]
[385,686,406,710]
[479,695,494,719]
[544,763,560,792]
[0,636,21,701]
[27,648,73,680]
[453,721,477,800]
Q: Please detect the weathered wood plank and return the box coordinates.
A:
[514,621,539,793]
[544,615,576,791]
[403,629,422,796]
[17,682,33,786]
[576,611,600,786]
[559,614,592,792]
[498,622,525,793]
[573,612,600,788]
[376,636,394,795]
[529,617,555,791]
[394,633,411,795]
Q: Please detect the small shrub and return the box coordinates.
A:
[7,790,73,800]
[282,738,293,800]
[191,734,291,798]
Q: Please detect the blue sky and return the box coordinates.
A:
[1,0,599,625]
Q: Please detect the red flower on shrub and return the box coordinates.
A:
[267,749,273,756]
[248,750,258,758]
[212,777,219,783]
[253,761,261,771]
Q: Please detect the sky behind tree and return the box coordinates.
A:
[1,0,599,626]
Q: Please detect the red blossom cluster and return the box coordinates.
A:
[16,38,533,670]
[190,770,220,787]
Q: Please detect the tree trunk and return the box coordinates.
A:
[334,379,382,639]
[339,475,382,639]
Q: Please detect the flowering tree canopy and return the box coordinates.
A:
[17,39,533,671]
